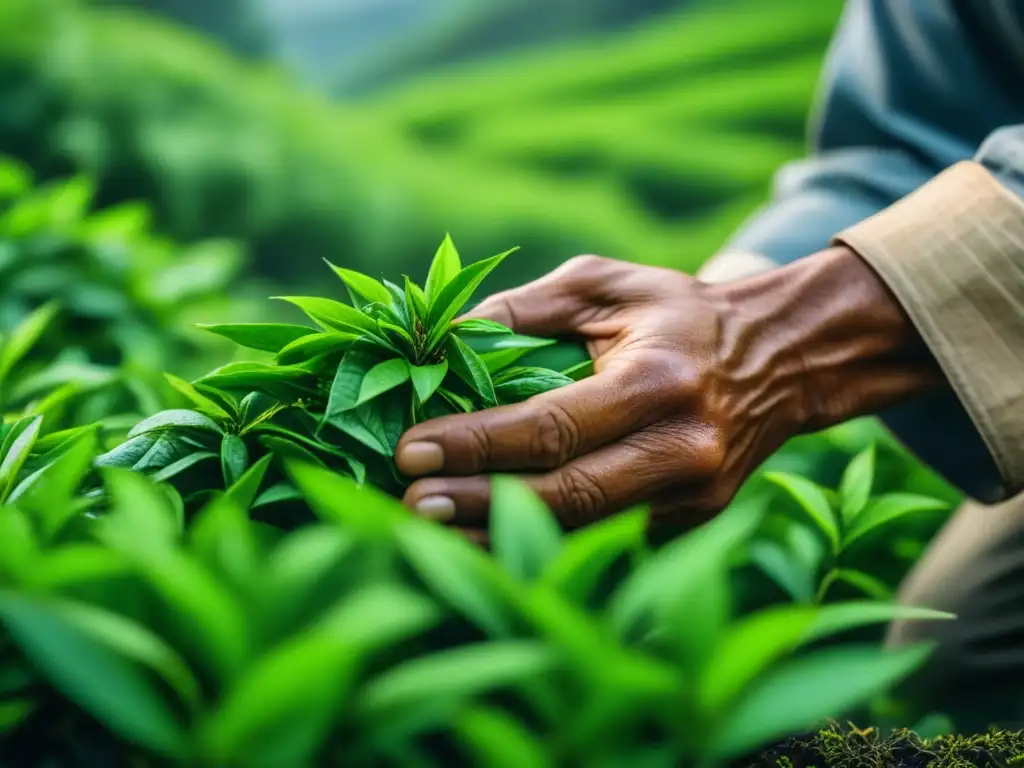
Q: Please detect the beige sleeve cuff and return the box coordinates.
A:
[833,161,1024,498]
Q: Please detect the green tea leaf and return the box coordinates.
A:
[13,429,100,537]
[706,644,934,759]
[359,641,553,722]
[219,434,249,488]
[763,472,840,555]
[409,361,448,407]
[128,409,223,439]
[275,332,355,366]
[404,275,428,320]
[450,318,513,335]
[325,261,393,307]
[189,495,258,589]
[224,454,273,511]
[286,460,401,536]
[424,234,462,306]
[490,476,562,582]
[439,388,474,413]
[839,444,875,524]
[0,591,185,756]
[456,707,552,768]
[446,335,496,407]
[397,518,517,636]
[273,296,380,337]
[197,323,316,354]
[561,359,595,381]
[493,367,575,404]
[163,374,232,420]
[0,302,59,385]
[324,405,392,457]
[802,601,954,645]
[748,539,816,604]
[542,508,647,604]
[324,340,382,417]
[698,605,817,715]
[253,482,303,508]
[150,452,219,484]
[0,416,42,502]
[196,363,317,400]
[356,359,410,407]
[843,493,949,548]
[831,568,893,601]
[98,468,181,553]
[427,248,518,342]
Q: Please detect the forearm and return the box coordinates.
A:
[708,245,945,435]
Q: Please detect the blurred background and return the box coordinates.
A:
[0,0,844,295]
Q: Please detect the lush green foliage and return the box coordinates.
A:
[0,427,952,766]
[93,237,587,504]
[0,156,250,437]
[0,0,840,291]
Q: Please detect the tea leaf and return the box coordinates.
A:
[324,340,381,417]
[359,641,553,723]
[839,444,875,524]
[843,493,949,548]
[409,361,448,407]
[197,323,316,354]
[542,508,647,604]
[404,275,428,320]
[397,518,517,636]
[748,539,816,604]
[561,359,595,381]
[324,262,393,307]
[425,234,462,306]
[451,318,513,336]
[224,454,274,510]
[150,451,219,484]
[698,605,817,715]
[802,602,953,645]
[707,644,934,759]
[494,367,575,404]
[439,388,475,413]
[427,248,518,342]
[287,460,401,535]
[163,374,232,420]
[324,405,393,457]
[0,302,59,385]
[456,707,552,768]
[831,568,893,601]
[0,416,42,503]
[128,409,223,439]
[763,472,840,555]
[446,335,496,407]
[0,591,185,757]
[273,296,380,337]
[275,332,355,367]
[356,359,410,407]
[490,476,562,583]
[197,363,317,400]
[219,434,249,488]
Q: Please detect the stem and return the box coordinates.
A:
[814,568,839,604]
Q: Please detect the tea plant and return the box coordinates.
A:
[0,156,250,433]
[96,236,590,503]
[754,443,951,605]
[0,429,953,766]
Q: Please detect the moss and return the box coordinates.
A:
[744,721,1024,768]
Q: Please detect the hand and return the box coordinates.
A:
[396,248,938,530]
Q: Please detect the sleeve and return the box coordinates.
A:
[701,0,1024,501]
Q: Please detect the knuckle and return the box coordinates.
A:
[460,422,493,473]
[553,465,607,527]
[530,401,580,468]
[563,254,608,274]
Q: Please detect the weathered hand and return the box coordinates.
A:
[396,248,937,530]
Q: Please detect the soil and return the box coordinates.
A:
[741,722,1024,767]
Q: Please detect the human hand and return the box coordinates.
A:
[396,248,936,530]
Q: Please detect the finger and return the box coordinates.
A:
[396,359,682,477]
[402,419,724,529]
[463,254,619,335]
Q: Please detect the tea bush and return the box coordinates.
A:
[0,155,253,439]
[0,423,953,766]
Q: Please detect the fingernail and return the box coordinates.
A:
[397,442,445,476]
[415,495,456,522]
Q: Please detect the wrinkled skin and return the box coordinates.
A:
[396,247,940,533]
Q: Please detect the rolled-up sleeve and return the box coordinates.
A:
[835,133,1024,500]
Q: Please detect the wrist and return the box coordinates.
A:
[705,245,943,434]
